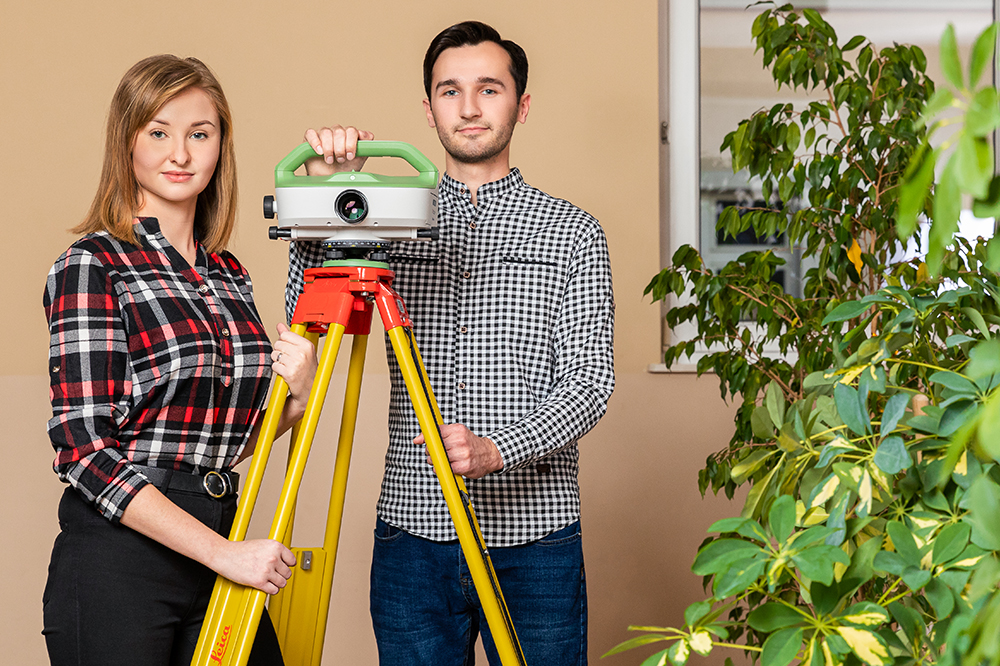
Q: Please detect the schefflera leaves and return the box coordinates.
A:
[620,9,1000,666]
[691,496,901,666]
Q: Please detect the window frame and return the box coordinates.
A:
[652,0,1000,373]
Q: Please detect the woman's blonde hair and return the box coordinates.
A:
[74,55,237,254]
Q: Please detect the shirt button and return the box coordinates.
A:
[460,187,467,195]
[198,284,209,294]
[462,271,471,279]
[469,222,477,230]
[459,326,468,334]
[458,382,467,390]
[221,328,231,337]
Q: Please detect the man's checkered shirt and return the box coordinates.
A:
[45,218,272,523]
[286,168,615,547]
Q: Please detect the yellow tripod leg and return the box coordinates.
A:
[278,421,303,548]
[270,334,369,666]
[278,329,322,549]
[191,324,346,666]
[312,333,368,662]
[386,327,527,666]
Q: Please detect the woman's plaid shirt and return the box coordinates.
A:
[286,169,615,547]
[44,218,272,522]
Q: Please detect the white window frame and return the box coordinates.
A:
[651,0,1000,374]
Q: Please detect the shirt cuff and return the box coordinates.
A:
[92,463,153,523]
[488,425,539,473]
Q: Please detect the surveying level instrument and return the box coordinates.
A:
[192,141,527,666]
[264,140,440,249]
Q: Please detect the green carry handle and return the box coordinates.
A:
[275,141,439,189]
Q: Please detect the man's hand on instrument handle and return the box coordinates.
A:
[303,125,375,176]
[415,424,504,479]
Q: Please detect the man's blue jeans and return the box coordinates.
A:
[370,518,587,666]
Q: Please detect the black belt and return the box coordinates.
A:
[133,465,239,499]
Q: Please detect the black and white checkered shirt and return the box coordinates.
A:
[286,168,615,546]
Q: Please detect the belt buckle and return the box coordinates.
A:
[203,470,229,498]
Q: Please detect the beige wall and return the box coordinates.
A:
[1,1,742,664]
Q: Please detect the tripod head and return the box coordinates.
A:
[264,141,439,261]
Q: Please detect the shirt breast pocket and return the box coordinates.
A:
[389,243,443,266]
[499,255,565,399]
[389,245,445,297]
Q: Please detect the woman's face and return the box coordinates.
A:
[132,86,221,216]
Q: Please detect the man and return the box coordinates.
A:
[286,21,614,666]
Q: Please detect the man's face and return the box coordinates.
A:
[424,41,530,165]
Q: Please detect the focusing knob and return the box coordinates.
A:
[263,195,276,219]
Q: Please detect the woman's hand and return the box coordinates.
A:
[211,538,297,595]
[270,322,318,420]
[121,485,296,595]
[239,324,318,462]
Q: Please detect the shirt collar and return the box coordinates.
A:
[440,167,524,205]
[133,216,162,238]
[132,217,208,273]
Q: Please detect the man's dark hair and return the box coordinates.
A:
[423,21,529,100]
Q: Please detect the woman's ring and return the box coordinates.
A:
[275,351,283,364]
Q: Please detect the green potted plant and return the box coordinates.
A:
[611,4,1000,665]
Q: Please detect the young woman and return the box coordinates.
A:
[42,55,314,666]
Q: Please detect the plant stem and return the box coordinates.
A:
[826,87,848,137]
[712,642,763,653]
[889,358,948,374]
[877,578,903,606]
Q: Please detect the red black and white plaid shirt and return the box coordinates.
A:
[44,218,272,523]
